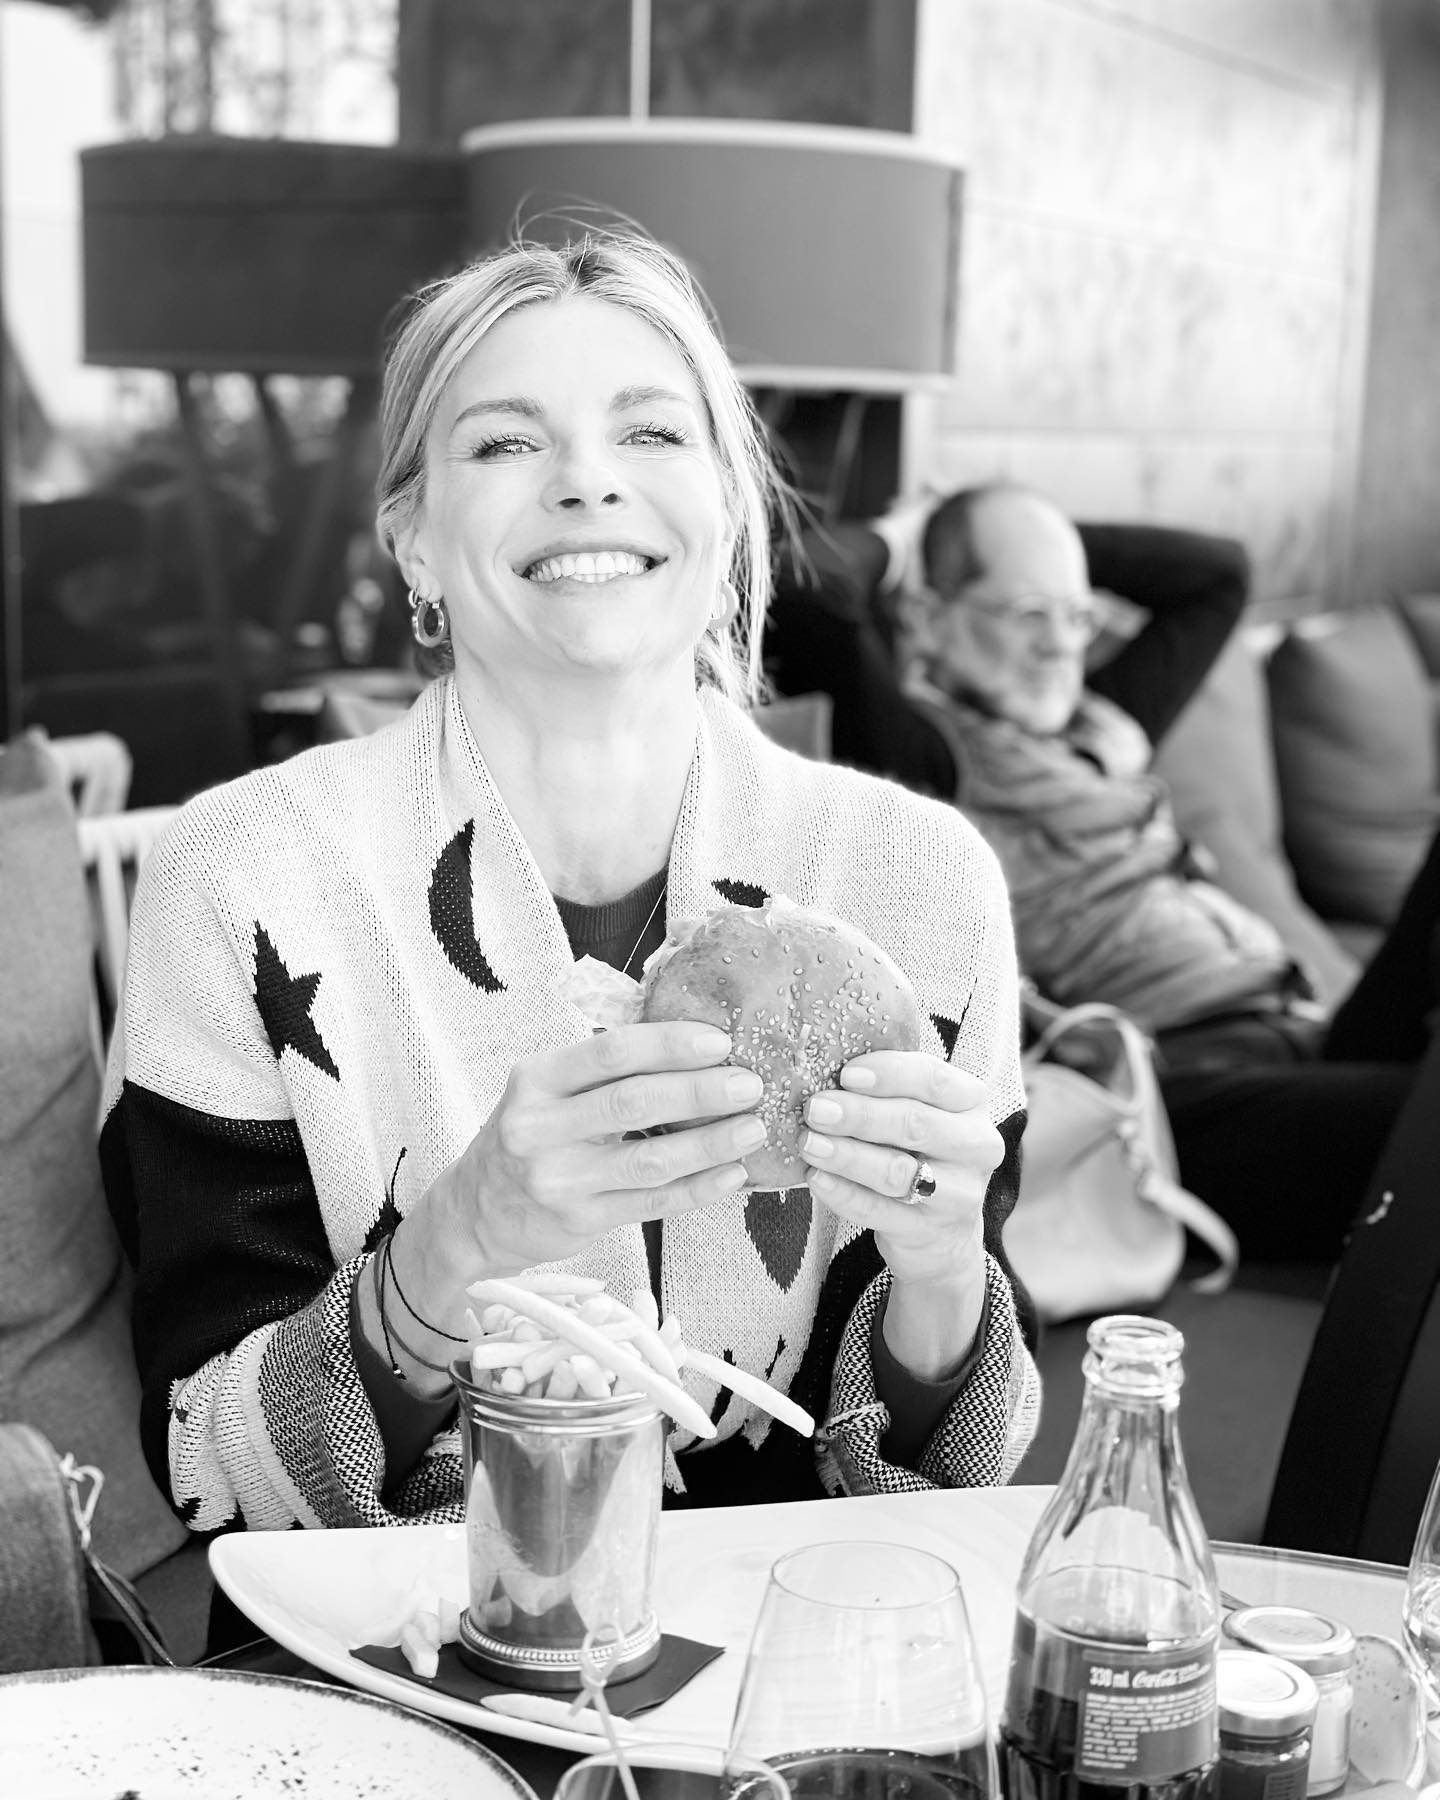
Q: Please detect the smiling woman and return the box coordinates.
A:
[98,232,1039,1595]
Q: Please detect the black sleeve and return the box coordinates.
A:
[101,1082,449,1507]
[101,1082,345,1510]
[1078,523,1250,747]
[764,522,958,797]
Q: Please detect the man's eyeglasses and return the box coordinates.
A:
[967,593,1104,643]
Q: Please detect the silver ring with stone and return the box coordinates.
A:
[905,1157,939,1205]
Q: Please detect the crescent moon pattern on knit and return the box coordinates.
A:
[429,821,506,993]
[744,1188,813,1291]
[252,924,341,1080]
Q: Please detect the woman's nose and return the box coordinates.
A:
[544,440,624,511]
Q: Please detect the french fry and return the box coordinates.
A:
[681,1344,815,1439]
[569,1352,613,1399]
[503,1271,607,1297]
[469,1278,716,1438]
[469,1339,532,1369]
[520,1339,570,1384]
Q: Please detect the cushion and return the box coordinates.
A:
[0,734,187,1578]
[1396,593,1440,679]
[1152,631,1362,1007]
[1267,607,1439,929]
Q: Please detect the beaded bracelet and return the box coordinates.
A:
[383,1233,466,1345]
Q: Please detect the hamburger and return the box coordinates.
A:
[641,898,929,1187]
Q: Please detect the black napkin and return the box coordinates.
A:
[353,1633,723,1717]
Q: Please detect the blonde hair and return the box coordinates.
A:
[376,230,787,707]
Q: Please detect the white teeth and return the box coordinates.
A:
[527,551,650,583]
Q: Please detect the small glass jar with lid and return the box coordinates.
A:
[1223,1606,1356,1795]
[1217,1647,1319,1800]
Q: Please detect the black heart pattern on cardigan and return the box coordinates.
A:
[744,1188,812,1291]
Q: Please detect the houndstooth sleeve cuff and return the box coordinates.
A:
[168,1254,464,1532]
[815,1253,1040,1496]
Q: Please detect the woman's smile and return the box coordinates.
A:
[521,546,665,585]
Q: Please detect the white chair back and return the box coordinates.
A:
[77,806,178,1061]
[46,732,134,817]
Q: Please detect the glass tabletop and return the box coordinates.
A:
[1214,1539,1409,1640]
[206,1495,1429,1798]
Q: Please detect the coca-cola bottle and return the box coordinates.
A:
[1001,1315,1221,1800]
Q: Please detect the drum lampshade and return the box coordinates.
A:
[461,120,963,391]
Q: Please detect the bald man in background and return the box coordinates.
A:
[765,483,1440,1266]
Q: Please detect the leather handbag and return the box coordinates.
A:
[1008,1002,1238,1324]
[0,1422,173,1673]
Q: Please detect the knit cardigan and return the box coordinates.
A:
[101,678,1038,1532]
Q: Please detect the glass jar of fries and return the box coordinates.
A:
[452,1364,664,1691]
[452,1268,815,1692]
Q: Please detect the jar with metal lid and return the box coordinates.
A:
[1217,1648,1318,1800]
[1223,1607,1355,1795]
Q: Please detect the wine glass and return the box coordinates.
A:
[555,1744,789,1800]
[1402,1458,1440,1712]
[725,1541,998,1800]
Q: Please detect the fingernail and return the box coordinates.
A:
[840,1066,877,1090]
[726,1069,763,1102]
[736,1117,768,1149]
[803,1131,834,1160]
[809,1169,836,1194]
[808,1096,842,1126]
[691,1028,731,1055]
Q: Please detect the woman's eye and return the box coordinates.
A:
[470,435,536,460]
[625,422,687,448]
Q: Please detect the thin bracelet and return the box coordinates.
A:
[384,1302,457,1379]
[374,1244,453,1381]
[373,1248,406,1382]
[383,1232,466,1344]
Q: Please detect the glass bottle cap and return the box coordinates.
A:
[1217,1648,1320,1738]
[1224,1605,1357,1675]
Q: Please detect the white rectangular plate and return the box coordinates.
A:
[210,1485,1052,1754]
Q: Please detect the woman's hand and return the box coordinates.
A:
[799,1051,1003,1377]
[397,1022,766,1326]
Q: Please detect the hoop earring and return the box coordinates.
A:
[408,588,449,649]
[712,577,739,627]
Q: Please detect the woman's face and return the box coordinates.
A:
[402,293,733,694]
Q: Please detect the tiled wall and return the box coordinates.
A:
[912,0,1383,608]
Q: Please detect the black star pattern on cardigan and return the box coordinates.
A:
[429,821,506,994]
[253,925,341,1080]
[712,876,768,909]
[744,1188,812,1291]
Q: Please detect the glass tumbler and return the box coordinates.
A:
[452,1360,664,1692]
[726,1540,998,1800]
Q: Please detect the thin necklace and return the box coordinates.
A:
[621,880,667,980]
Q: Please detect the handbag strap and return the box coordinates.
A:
[1028,1000,1239,1293]
[1135,1169,1238,1294]
[62,1455,175,1667]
